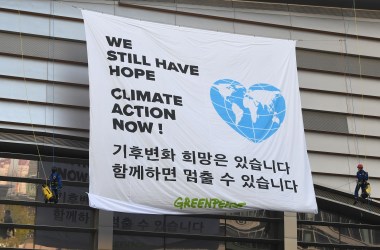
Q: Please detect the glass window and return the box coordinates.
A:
[113,235,164,250]
[113,213,222,236]
[38,160,89,183]
[165,216,221,236]
[0,228,33,248]
[298,209,361,224]
[227,210,282,218]
[34,230,93,249]
[166,238,221,250]
[114,214,281,239]
[0,156,93,249]
[299,224,380,248]
[341,227,380,247]
[0,158,38,179]
[0,204,34,226]
[373,229,380,245]
[0,204,94,228]
[226,219,275,239]
[0,157,89,205]
[0,158,89,184]
[0,181,37,202]
[350,227,362,243]
[226,241,277,250]
[114,213,163,232]
[298,227,314,242]
[298,225,339,244]
[0,228,93,249]
[297,246,339,250]
[0,181,88,205]
[298,208,380,249]
[35,207,94,228]
[37,184,89,205]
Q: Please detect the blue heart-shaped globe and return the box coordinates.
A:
[210,79,286,143]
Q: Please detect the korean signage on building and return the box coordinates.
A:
[82,10,317,214]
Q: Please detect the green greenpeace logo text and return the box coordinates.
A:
[174,197,247,209]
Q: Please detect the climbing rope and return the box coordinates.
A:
[349,0,369,190]
[352,0,368,165]
[325,0,369,193]
[50,0,57,173]
[17,4,47,184]
[341,21,357,194]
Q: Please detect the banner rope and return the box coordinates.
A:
[287,4,293,40]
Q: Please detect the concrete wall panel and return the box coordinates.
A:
[309,152,380,178]
[347,116,380,138]
[0,101,88,130]
[299,70,380,98]
[306,131,380,158]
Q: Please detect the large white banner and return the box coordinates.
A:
[82,10,317,214]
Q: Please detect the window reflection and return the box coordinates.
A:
[226,219,272,239]
[226,241,275,250]
[0,157,93,249]
[226,210,281,218]
[35,207,94,228]
[37,161,89,183]
[0,158,89,183]
[0,205,93,249]
[0,204,35,226]
[298,209,380,248]
[0,157,89,205]
[0,159,38,202]
[0,204,35,248]
[0,204,94,228]
[114,213,222,236]
[340,227,380,246]
[0,181,88,205]
[113,235,164,250]
[0,159,38,179]
[298,225,339,244]
[166,238,220,250]
[298,210,361,224]
[165,216,220,236]
[34,230,93,249]
[114,213,280,240]
[0,181,36,201]
[0,228,33,248]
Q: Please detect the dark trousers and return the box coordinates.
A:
[354,182,366,200]
[52,188,59,202]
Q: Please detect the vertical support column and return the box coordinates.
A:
[97,209,114,250]
[284,212,297,250]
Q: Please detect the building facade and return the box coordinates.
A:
[0,0,379,249]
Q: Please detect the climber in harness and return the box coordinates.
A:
[353,163,369,205]
[48,166,62,204]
